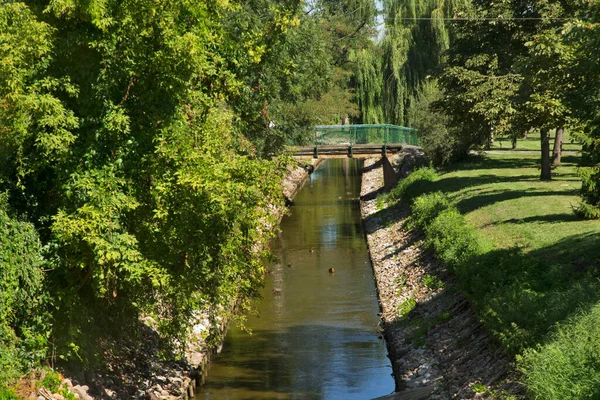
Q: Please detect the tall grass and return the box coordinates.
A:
[518,303,600,399]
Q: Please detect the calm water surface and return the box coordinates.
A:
[197,159,394,399]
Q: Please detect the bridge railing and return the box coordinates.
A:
[312,124,418,146]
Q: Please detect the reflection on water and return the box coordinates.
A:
[197,159,394,399]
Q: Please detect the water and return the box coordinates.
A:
[197,159,394,399]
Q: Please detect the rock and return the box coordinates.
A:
[72,385,92,400]
[148,392,160,400]
[37,396,45,400]
[168,377,182,385]
[61,379,73,389]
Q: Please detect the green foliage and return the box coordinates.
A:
[0,0,299,367]
[422,274,444,291]
[567,3,600,217]
[384,167,439,204]
[518,303,600,400]
[0,388,17,400]
[0,195,48,384]
[380,0,468,126]
[424,208,485,271]
[409,191,451,229]
[397,298,417,318]
[42,370,61,392]
[351,49,384,124]
[407,81,455,166]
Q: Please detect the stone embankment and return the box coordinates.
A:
[27,159,321,400]
[361,154,521,400]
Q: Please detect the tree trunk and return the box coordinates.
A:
[540,128,552,180]
[486,127,494,150]
[552,126,564,165]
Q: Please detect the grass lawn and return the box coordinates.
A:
[491,129,582,153]
[388,152,600,398]
[409,153,600,354]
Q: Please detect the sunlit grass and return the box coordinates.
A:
[491,130,582,152]
[398,153,600,376]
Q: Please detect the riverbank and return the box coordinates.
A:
[18,160,321,400]
[360,156,518,399]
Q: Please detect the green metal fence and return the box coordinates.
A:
[312,124,418,146]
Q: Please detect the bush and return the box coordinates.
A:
[0,388,17,400]
[409,191,452,229]
[386,167,439,204]
[518,303,600,399]
[0,195,49,384]
[425,208,485,271]
[407,81,457,166]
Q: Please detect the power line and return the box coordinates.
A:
[384,17,577,21]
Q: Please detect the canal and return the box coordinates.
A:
[198,159,394,399]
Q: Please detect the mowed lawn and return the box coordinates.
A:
[423,154,600,355]
[440,155,597,252]
[491,130,582,152]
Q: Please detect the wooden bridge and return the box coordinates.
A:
[289,124,420,190]
[289,124,418,159]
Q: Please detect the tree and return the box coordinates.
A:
[566,1,600,218]
[437,0,584,180]
[381,0,470,127]
[0,0,302,365]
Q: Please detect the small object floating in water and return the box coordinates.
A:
[272,289,282,296]
[287,262,292,267]
[309,248,314,253]
[329,267,335,273]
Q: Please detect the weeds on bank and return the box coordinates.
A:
[385,156,600,398]
[0,388,17,400]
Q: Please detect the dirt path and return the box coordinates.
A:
[360,158,523,399]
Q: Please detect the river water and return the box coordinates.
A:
[197,159,394,399]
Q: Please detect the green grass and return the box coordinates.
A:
[491,130,581,152]
[393,154,600,397]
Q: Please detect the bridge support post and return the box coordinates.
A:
[382,156,399,191]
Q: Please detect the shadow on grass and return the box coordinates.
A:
[456,231,600,355]
[485,213,580,226]
[456,189,578,214]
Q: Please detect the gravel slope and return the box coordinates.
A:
[360,158,522,400]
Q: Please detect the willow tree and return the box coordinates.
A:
[380,0,471,126]
[350,48,384,124]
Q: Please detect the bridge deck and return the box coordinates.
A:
[291,143,415,158]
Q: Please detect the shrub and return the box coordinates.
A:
[42,370,61,392]
[518,303,600,400]
[0,388,17,400]
[425,208,485,271]
[407,80,457,166]
[0,195,49,384]
[409,191,452,229]
[385,167,439,204]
